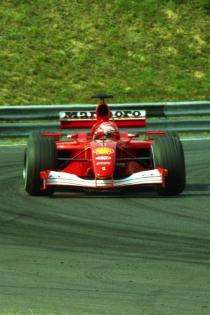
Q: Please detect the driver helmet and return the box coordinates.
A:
[94,122,120,140]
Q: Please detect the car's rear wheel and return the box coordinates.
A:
[23,133,57,196]
[151,135,186,195]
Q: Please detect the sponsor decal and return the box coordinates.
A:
[94,147,114,155]
[96,155,111,160]
[60,110,145,120]
[96,162,111,165]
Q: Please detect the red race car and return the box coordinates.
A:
[23,94,186,196]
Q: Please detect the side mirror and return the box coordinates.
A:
[67,133,78,140]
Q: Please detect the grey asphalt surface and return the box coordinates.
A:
[0,140,210,315]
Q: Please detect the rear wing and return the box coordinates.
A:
[59,105,165,130]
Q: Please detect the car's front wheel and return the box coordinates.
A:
[23,134,57,196]
[151,135,186,196]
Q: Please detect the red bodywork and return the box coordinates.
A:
[40,101,167,190]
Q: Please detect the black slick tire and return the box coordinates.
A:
[151,135,186,196]
[23,133,57,196]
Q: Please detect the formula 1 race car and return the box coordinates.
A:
[23,94,186,196]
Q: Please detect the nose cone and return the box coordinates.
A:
[91,142,116,178]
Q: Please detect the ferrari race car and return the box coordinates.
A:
[23,94,186,196]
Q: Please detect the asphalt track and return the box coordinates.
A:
[0,140,210,315]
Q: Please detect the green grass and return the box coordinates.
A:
[0,314,93,315]
[0,0,210,105]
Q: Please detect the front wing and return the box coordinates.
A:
[40,168,167,190]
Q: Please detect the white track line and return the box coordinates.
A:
[0,143,26,147]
